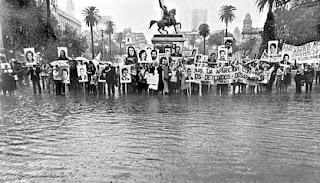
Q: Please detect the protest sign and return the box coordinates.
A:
[150,49,159,63]
[282,41,320,64]
[147,73,159,90]
[218,45,228,62]
[189,65,263,86]
[281,51,292,64]
[24,47,37,67]
[57,47,68,58]
[194,54,203,64]
[120,65,132,83]
[268,40,279,57]
[138,49,152,63]
[185,65,196,83]
[224,37,233,57]
[194,67,204,83]
[77,65,88,82]
[61,66,70,84]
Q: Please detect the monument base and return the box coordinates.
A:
[151,34,185,55]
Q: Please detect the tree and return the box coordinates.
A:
[219,5,236,37]
[256,0,292,56]
[258,11,277,56]
[240,38,258,58]
[60,25,88,58]
[189,35,196,48]
[83,6,100,59]
[198,23,210,55]
[207,31,234,47]
[105,20,115,60]
[2,0,59,57]
[275,6,320,46]
[116,32,124,55]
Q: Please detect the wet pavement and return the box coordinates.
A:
[0,86,320,182]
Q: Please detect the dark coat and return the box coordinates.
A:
[30,67,41,81]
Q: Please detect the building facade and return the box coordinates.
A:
[123,29,148,50]
[241,13,263,42]
[36,0,81,31]
[191,9,208,31]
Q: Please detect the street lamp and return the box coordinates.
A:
[98,23,107,61]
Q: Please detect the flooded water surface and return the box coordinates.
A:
[0,89,320,182]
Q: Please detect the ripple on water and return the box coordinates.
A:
[0,90,320,182]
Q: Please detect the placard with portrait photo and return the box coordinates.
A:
[194,54,203,64]
[185,65,195,82]
[150,49,159,63]
[57,47,68,60]
[24,47,36,63]
[61,66,70,84]
[218,46,228,62]
[281,51,292,65]
[120,65,132,83]
[268,40,279,57]
[224,37,233,56]
[172,45,183,57]
[138,49,152,63]
[191,48,198,58]
[77,65,88,82]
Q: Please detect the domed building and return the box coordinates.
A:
[241,13,263,43]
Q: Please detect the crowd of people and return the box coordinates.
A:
[1,43,320,97]
[0,54,319,97]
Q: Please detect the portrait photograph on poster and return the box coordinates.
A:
[138,49,151,63]
[24,47,36,63]
[120,65,132,83]
[57,47,68,60]
[150,49,159,63]
[224,37,233,55]
[281,51,292,65]
[185,65,195,82]
[61,67,70,84]
[208,50,217,63]
[194,54,203,64]
[172,45,182,57]
[77,65,88,82]
[218,46,228,62]
[125,46,138,65]
[268,40,279,56]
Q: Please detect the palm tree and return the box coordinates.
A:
[198,23,210,55]
[83,6,100,59]
[105,20,115,60]
[219,5,236,37]
[255,0,287,56]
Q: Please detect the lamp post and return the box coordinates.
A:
[98,24,107,61]
[101,30,104,60]
[0,13,4,53]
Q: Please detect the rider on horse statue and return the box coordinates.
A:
[149,0,181,34]
[159,0,173,25]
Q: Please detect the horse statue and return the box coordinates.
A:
[149,5,182,34]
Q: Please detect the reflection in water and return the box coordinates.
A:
[0,88,320,182]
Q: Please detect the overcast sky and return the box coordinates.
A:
[58,0,268,41]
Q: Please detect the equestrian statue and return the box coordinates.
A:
[149,0,182,34]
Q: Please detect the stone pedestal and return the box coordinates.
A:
[151,34,185,54]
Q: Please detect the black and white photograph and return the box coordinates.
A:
[1,0,320,182]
